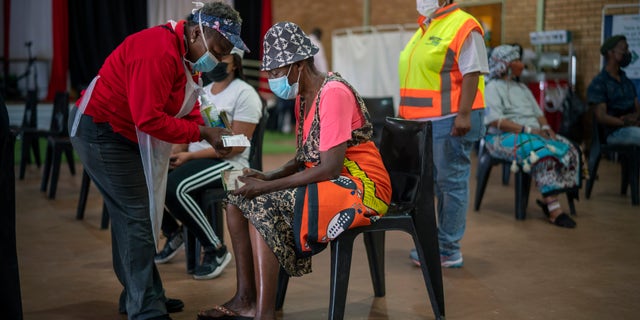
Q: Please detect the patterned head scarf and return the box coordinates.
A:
[261,22,319,71]
[488,44,521,79]
[190,3,249,52]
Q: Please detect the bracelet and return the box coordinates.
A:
[521,126,525,133]
[525,126,532,134]
[541,124,551,130]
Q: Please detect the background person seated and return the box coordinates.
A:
[483,44,581,228]
[587,34,640,145]
[156,53,262,280]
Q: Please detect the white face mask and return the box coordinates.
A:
[416,0,441,17]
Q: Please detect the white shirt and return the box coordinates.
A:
[190,79,263,169]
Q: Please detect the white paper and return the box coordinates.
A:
[222,134,251,147]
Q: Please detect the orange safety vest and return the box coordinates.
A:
[398,4,485,119]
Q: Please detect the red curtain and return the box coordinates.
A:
[46,0,68,101]
[258,0,272,94]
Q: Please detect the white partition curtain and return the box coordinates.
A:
[331,24,416,115]
[147,0,235,28]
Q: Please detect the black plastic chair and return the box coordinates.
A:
[184,107,269,272]
[75,169,110,230]
[14,90,45,180]
[362,97,394,147]
[40,91,76,199]
[585,113,639,205]
[275,117,444,320]
[474,137,578,219]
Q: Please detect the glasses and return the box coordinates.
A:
[267,65,292,79]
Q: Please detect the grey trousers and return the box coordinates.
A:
[69,108,168,320]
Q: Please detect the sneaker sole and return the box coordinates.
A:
[154,243,185,264]
[193,252,232,280]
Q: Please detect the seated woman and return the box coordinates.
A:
[197,22,392,320]
[157,53,262,280]
[483,44,580,228]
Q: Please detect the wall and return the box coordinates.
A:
[271,0,639,99]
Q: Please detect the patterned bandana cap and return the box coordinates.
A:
[488,44,520,79]
[191,10,250,52]
[261,22,319,71]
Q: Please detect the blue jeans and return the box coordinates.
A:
[432,110,485,258]
[607,127,640,146]
[69,108,168,319]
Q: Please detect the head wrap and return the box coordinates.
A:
[261,22,319,71]
[600,35,626,56]
[190,4,249,52]
[488,44,521,79]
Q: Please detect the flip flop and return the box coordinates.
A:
[197,305,253,320]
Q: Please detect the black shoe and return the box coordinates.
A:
[155,227,184,264]
[165,298,184,313]
[193,245,232,280]
[118,297,184,314]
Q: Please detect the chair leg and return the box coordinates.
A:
[328,230,359,320]
[412,226,445,319]
[40,142,53,192]
[501,162,511,186]
[566,189,578,216]
[363,231,385,297]
[514,172,531,220]
[100,203,110,229]
[184,226,198,273]
[47,145,63,199]
[585,155,601,199]
[64,145,76,175]
[19,135,30,180]
[474,153,493,211]
[275,267,290,311]
[76,170,91,220]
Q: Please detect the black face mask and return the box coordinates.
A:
[620,52,632,68]
[206,62,229,82]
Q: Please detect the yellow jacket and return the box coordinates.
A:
[398,4,485,119]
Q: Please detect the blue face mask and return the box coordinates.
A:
[192,19,219,73]
[268,65,300,100]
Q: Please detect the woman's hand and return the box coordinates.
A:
[232,176,269,199]
[241,167,268,180]
[169,152,191,168]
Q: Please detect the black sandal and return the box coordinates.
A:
[552,213,577,228]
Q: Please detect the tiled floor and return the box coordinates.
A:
[13,152,640,319]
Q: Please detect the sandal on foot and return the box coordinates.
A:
[551,213,576,228]
[535,199,550,218]
[197,305,253,320]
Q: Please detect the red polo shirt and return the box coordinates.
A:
[79,20,203,143]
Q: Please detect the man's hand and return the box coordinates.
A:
[200,126,233,156]
[451,113,471,136]
[169,152,190,169]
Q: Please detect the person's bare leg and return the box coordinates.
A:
[198,204,256,318]
[543,196,563,221]
[249,222,280,320]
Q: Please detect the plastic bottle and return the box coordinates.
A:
[199,93,226,128]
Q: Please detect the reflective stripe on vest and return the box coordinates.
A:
[398,5,485,119]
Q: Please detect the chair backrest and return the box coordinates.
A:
[363,97,394,146]
[378,117,434,211]
[20,90,38,128]
[249,103,269,171]
[49,91,70,136]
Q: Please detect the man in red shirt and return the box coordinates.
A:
[68,2,248,319]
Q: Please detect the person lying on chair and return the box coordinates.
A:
[483,44,581,228]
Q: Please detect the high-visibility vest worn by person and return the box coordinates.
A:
[398,4,485,119]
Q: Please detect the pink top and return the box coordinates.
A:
[296,81,365,151]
